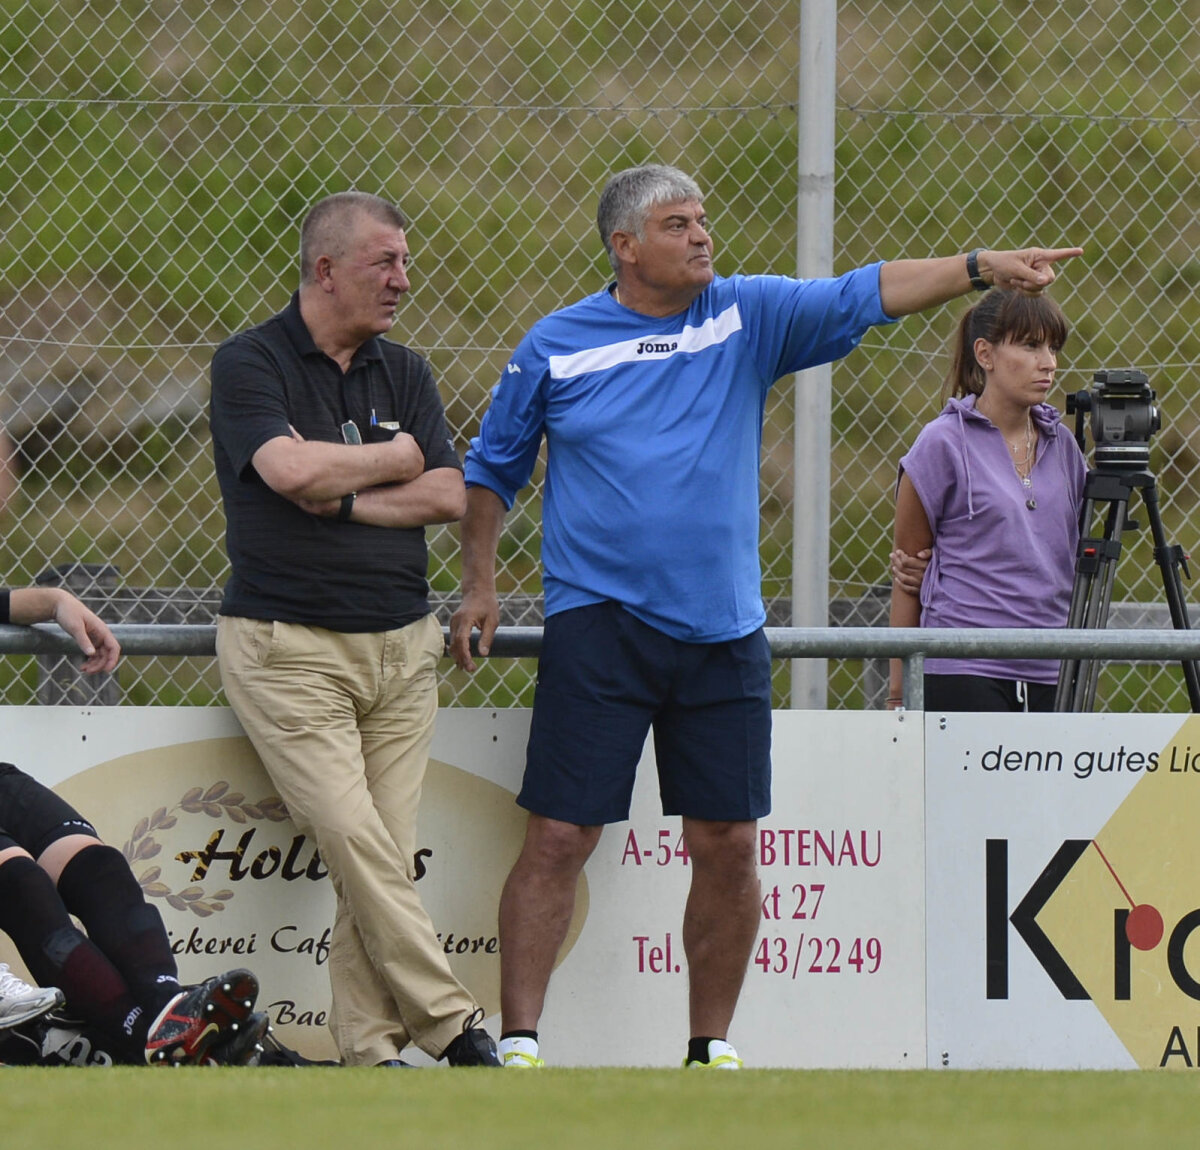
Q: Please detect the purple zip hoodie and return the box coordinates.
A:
[899,393,1088,683]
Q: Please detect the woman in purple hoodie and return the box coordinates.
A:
[887,289,1087,712]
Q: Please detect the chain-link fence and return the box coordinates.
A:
[832,1,1200,710]
[1,1,1197,710]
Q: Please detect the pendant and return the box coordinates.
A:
[1026,497,1037,511]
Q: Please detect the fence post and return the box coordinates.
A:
[791,0,838,710]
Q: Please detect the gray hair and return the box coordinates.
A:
[299,191,409,283]
[596,164,704,272]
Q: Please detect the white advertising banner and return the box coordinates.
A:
[925,711,1200,1071]
[0,706,926,1068]
[562,709,926,1068]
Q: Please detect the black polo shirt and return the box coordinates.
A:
[209,293,462,631]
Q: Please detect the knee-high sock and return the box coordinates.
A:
[55,844,180,1014]
[0,855,145,1056]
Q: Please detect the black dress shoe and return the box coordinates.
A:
[441,1009,501,1067]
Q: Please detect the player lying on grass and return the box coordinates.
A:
[0,586,265,1065]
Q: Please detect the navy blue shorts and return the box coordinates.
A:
[0,762,98,856]
[519,602,772,825]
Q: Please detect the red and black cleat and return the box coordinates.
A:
[144,969,259,1066]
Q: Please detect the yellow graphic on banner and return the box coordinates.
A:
[1038,716,1200,1069]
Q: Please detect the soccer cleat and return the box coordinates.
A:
[441,1007,501,1067]
[498,1035,544,1068]
[203,1010,272,1067]
[0,963,65,1030]
[144,968,259,1066]
[683,1039,743,1070]
[255,1031,340,1067]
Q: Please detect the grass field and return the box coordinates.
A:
[4,1066,1196,1150]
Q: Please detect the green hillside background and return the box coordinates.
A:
[0,1,1197,708]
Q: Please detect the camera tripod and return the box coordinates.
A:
[1054,465,1200,712]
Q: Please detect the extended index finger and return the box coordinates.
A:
[1037,246,1085,265]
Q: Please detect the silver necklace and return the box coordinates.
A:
[1007,418,1037,510]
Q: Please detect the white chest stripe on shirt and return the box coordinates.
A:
[547,303,743,380]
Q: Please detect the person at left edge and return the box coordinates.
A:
[208,191,499,1068]
[0,586,261,1067]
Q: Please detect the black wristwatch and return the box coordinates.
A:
[966,248,989,292]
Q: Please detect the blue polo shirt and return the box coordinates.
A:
[464,268,893,642]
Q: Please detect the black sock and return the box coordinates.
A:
[0,855,145,1058]
[56,844,180,1014]
[500,1029,539,1042]
[687,1036,720,1064]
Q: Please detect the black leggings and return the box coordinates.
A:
[924,673,1057,713]
[0,762,180,1057]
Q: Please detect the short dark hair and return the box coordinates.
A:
[299,192,409,283]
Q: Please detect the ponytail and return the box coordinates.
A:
[941,289,1069,402]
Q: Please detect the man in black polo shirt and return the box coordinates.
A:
[209,191,498,1068]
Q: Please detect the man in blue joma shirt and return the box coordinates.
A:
[449,164,1081,1069]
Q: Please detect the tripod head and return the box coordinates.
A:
[1056,369,1200,712]
[1066,368,1161,472]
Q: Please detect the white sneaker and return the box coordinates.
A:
[498,1035,544,1068]
[683,1039,743,1069]
[0,963,65,1029]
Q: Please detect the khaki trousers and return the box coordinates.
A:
[217,613,476,1065]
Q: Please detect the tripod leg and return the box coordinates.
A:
[1057,500,1126,712]
[1142,483,1200,711]
[1079,513,1127,710]
[1055,498,1101,710]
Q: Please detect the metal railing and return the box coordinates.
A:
[5,623,1200,712]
